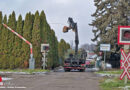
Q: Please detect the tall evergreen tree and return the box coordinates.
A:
[58,39,70,65]
[0,12,2,36]
[16,15,23,49]
[40,10,48,43]
[0,11,65,69]
[0,15,9,69]
[53,32,59,67]
[7,11,16,69]
[66,43,70,50]
[45,24,54,69]
[40,11,60,68]
[48,30,59,68]
[14,15,23,68]
[90,0,130,53]
[8,11,16,52]
[32,11,42,68]
[0,11,3,56]
[22,12,33,68]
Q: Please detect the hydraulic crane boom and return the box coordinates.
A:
[63,17,86,72]
[63,17,79,57]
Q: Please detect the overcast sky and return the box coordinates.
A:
[0,0,96,46]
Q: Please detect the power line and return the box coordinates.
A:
[49,23,65,25]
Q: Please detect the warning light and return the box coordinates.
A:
[118,26,130,45]
[41,44,49,52]
[43,46,49,51]
[123,31,130,39]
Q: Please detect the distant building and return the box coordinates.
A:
[86,51,97,59]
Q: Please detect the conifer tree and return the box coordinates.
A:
[90,0,130,53]
[51,30,59,67]
[40,10,48,43]
[32,11,41,68]
[7,11,16,69]
[0,12,2,36]
[47,30,59,68]
[0,11,64,69]
[22,12,33,68]
[58,39,70,65]
[40,11,60,68]
[1,15,9,69]
[8,11,16,52]
[14,15,23,68]
[0,11,2,57]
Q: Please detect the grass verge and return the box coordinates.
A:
[96,69,123,74]
[98,69,130,90]
[100,77,130,90]
[0,69,49,74]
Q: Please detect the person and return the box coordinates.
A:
[96,56,102,68]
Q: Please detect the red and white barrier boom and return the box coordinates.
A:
[2,23,35,69]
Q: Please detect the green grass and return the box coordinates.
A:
[100,77,130,90]
[96,69,123,74]
[0,69,49,74]
[96,69,130,90]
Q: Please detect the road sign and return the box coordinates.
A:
[100,44,110,70]
[120,49,130,80]
[99,52,103,56]
[100,44,110,51]
[118,26,130,45]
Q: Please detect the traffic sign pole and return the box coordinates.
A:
[120,45,130,84]
[100,44,110,70]
[124,45,129,84]
[118,25,130,83]
[103,51,106,70]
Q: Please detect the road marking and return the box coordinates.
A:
[0,86,26,88]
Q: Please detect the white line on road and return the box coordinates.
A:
[0,86,26,88]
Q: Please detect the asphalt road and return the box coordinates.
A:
[0,69,100,90]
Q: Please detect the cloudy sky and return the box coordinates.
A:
[0,0,96,46]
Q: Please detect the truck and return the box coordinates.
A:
[63,17,87,72]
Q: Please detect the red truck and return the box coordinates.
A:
[64,58,86,72]
[63,17,87,72]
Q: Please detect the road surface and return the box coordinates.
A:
[0,69,100,90]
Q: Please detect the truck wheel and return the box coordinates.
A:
[64,69,67,72]
[79,69,85,72]
[64,69,70,72]
[67,69,70,72]
[83,69,85,72]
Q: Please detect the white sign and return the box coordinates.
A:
[100,44,110,51]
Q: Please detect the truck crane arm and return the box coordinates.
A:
[63,17,79,57]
